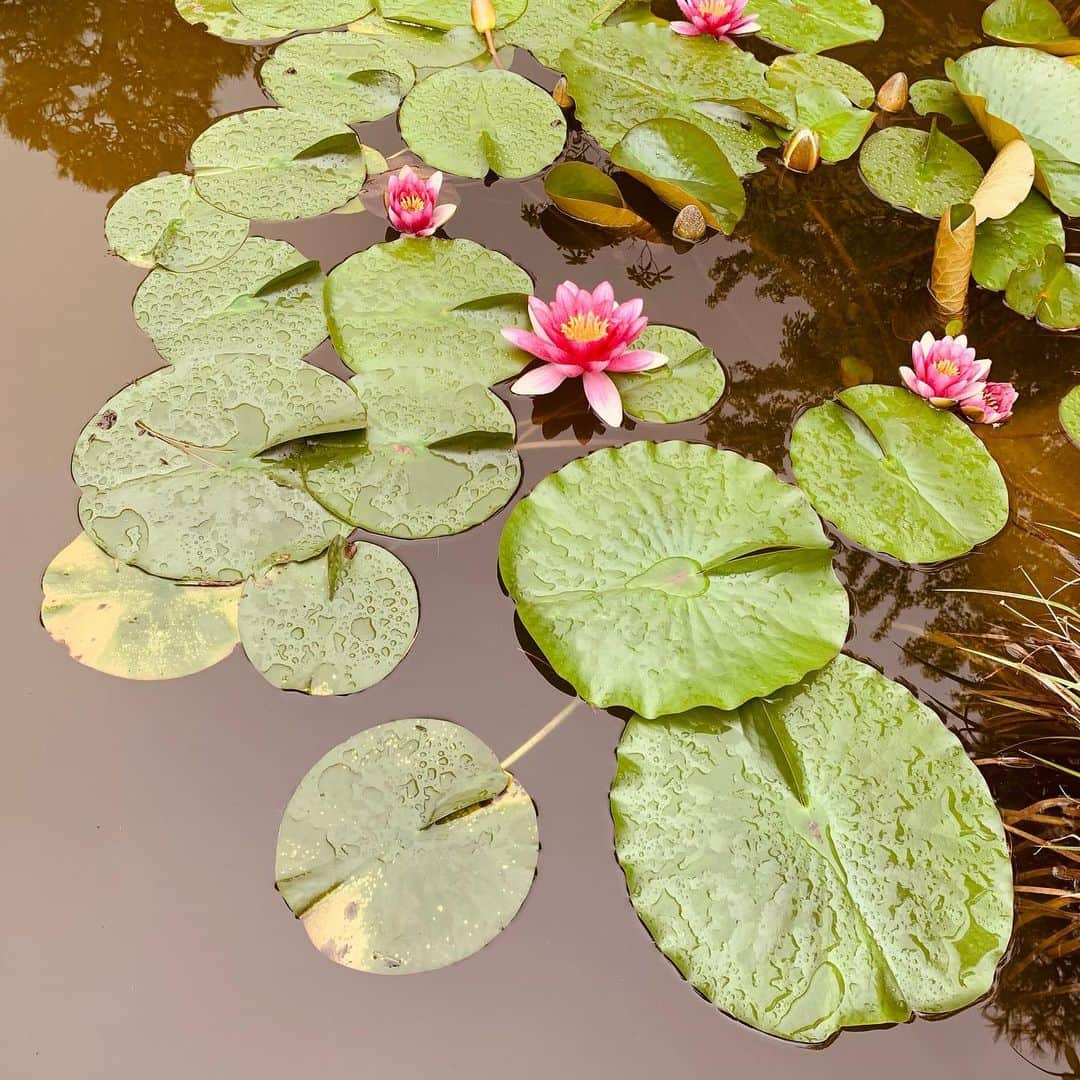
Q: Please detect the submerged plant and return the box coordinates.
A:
[900,331,991,408]
[670,0,760,43]
[384,166,457,237]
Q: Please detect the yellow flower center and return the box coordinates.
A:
[700,0,732,14]
[560,312,610,343]
[399,194,426,212]
[933,358,959,376]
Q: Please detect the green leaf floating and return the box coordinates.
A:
[612,326,725,424]
[779,85,874,164]
[284,370,520,538]
[275,717,538,973]
[133,237,327,365]
[376,0,525,29]
[543,162,648,231]
[946,47,1080,217]
[105,174,248,272]
[1061,385,1080,447]
[41,533,240,681]
[504,0,625,68]
[499,440,849,718]
[859,125,983,219]
[191,108,367,220]
[346,14,488,68]
[766,53,875,108]
[560,23,790,177]
[752,0,884,54]
[175,0,280,42]
[234,0,373,31]
[910,80,975,126]
[325,236,533,386]
[1005,242,1080,331]
[610,653,1013,1044]
[982,0,1080,56]
[399,67,566,179]
[611,118,746,234]
[239,537,417,694]
[261,31,415,124]
[973,191,1065,292]
[790,385,1010,564]
[73,353,365,582]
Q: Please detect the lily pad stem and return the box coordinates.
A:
[501,700,579,769]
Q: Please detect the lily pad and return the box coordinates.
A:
[766,53,876,108]
[611,326,725,424]
[346,13,488,68]
[376,0,525,30]
[946,47,1080,217]
[41,533,240,680]
[1061,386,1080,447]
[982,0,1080,56]
[239,537,417,694]
[789,384,1010,563]
[133,237,327,365]
[235,0,372,30]
[105,174,248,272]
[1005,242,1080,330]
[780,85,874,164]
[275,718,538,973]
[175,0,280,41]
[399,67,566,179]
[325,236,533,386]
[543,162,647,231]
[752,0,884,54]
[859,125,983,219]
[191,108,367,220]
[910,79,975,126]
[504,0,625,68]
[261,31,415,123]
[499,440,849,718]
[972,190,1065,291]
[286,371,521,538]
[611,118,746,234]
[560,23,790,177]
[73,353,364,582]
[610,653,1013,1044]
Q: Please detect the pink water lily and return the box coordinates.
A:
[899,331,991,409]
[960,381,1018,426]
[671,0,760,41]
[504,281,667,427]
[385,166,456,237]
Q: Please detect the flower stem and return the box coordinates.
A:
[501,700,579,770]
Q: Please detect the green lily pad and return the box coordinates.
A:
[275,717,538,973]
[611,118,746,234]
[543,162,648,230]
[752,0,884,54]
[346,14,488,68]
[234,0,372,30]
[499,440,849,718]
[780,85,874,163]
[191,108,367,220]
[239,537,417,694]
[504,0,624,68]
[325,237,533,386]
[973,190,1065,291]
[41,533,240,681]
[910,80,975,127]
[399,67,566,179]
[946,47,1080,217]
[611,653,1012,1044]
[859,124,983,219]
[285,371,520,538]
[766,53,876,108]
[376,0,525,29]
[73,353,365,582]
[133,237,327,365]
[611,326,725,424]
[982,0,1080,56]
[261,31,415,123]
[105,174,248,272]
[1005,242,1080,330]
[175,0,280,41]
[1061,385,1080,447]
[560,23,790,177]
[790,385,1010,563]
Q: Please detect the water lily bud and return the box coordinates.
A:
[876,72,909,113]
[471,0,496,33]
[552,76,573,110]
[782,128,820,174]
[673,204,706,242]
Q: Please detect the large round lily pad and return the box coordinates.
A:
[611,326,725,424]
[790,384,1010,564]
[376,0,524,29]
[346,13,488,68]
[1061,386,1080,447]
[611,653,1013,1044]
[275,717,538,973]
[239,537,417,694]
[234,0,373,31]
[543,162,648,231]
[399,67,566,179]
[105,174,248,272]
[752,0,884,54]
[766,53,875,108]
[41,533,240,680]
[982,0,1080,56]
[175,0,280,41]
[972,191,1065,292]
[909,79,975,126]
[191,108,367,220]
[73,353,365,582]
[499,440,849,718]
[504,0,624,68]
[325,236,533,386]
[133,237,327,365]
[1004,242,1080,331]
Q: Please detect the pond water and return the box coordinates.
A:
[1,0,1077,1076]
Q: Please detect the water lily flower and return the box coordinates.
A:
[385,166,456,237]
[899,331,991,409]
[671,0,760,41]
[960,381,1018,426]
[505,281,667,427]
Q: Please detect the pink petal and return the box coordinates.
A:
[430,203,457,230]
[583,371,623,427]
[528,296,558,343]
[899,366,919,394]
[606,349,668,373]
[427,171,444,197]
[511,364,568,396]
[670,20,702,34]
[502,328,567,365]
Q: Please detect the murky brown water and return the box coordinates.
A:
[1,1,1077,1076]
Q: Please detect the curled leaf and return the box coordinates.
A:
[930,203,976,316]
[970,138,1035,224]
